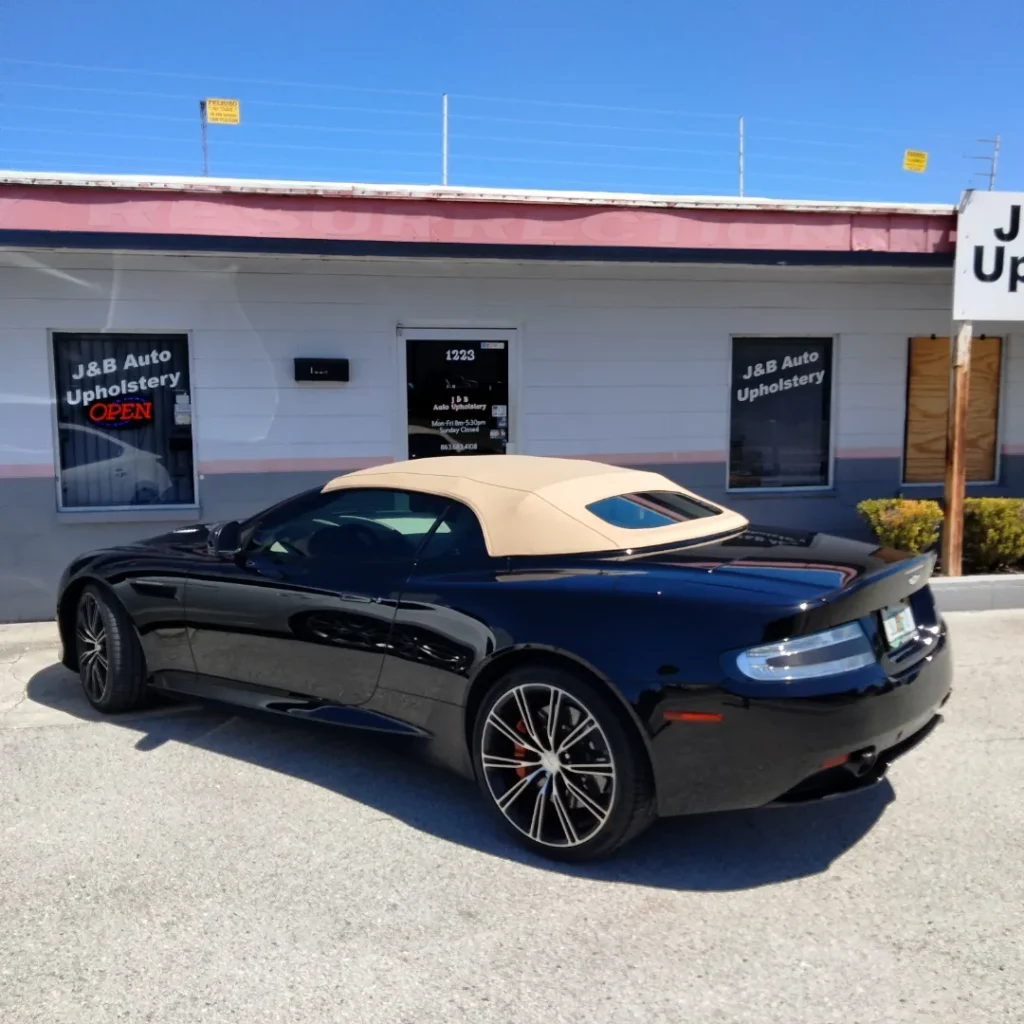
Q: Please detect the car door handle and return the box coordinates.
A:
[340,593,373,603]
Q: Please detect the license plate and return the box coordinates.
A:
[881,604,918,649]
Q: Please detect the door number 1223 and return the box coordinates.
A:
[446,348,476,361]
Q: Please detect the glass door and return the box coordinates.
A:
[405,338,510,459]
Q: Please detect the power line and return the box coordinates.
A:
[744,151,869,169]
[240,97,433,117]
[0,57,991,151]
[210,162,429,180]
[214,139,436,160]
[0,124,437,161]
[5,79,204,102]
[0,124,194,144]
[0,119,436,146]
[459,133,731,158]
[452,91,734,119]
[237,121,435,137]
[453,151,729,174]
[752,133,892,152]
[0,144,433,178]
[2,81,436,119]
[463,172,736,191]
[453,112,735,138]
[0,147,197,165]
[756,114,964,143]
[753,170,885,187]
[0,57,434,97]
[3,102,195,123]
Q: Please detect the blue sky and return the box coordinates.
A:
[0,0,1019,203]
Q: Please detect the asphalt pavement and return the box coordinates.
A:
[1,613,1021,1023]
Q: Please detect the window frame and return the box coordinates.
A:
[48,329,200,514]
[725,335,838,494]
[244,486,450,565]
[413,498,492,565]
[899,333,1006,488]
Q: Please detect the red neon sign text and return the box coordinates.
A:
[87,398,153,426]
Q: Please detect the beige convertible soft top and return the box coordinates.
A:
[322,455,747,558]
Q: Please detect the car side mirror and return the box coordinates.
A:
[211,520,243,558]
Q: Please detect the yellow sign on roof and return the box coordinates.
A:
[204,99,240,125]
[903,149,928,173]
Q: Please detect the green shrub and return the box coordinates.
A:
[962,498,1024,572]
[857,498,943,554]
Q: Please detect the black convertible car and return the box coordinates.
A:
[57,455,951,861]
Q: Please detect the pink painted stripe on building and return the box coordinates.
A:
[560,450,726,465]
[0,185,955,255]
[0,463,54,479]
[835,447,903,460]
[198,452,725,475]
[198,455,392,475]
[0,448,918,482]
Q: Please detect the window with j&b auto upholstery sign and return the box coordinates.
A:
[52,333,196,509]
[729,337,833,489]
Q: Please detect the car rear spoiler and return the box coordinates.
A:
[764,551,937,642]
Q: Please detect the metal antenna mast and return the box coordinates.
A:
[442,93,449,186]
[199,100,209,176]
[967,135,1000,190]
[738,115,744,197]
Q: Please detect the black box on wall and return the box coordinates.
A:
[294,357,350,382]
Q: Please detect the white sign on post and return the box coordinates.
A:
[953,190,1024,321]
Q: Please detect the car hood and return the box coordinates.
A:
[129,523,215,552]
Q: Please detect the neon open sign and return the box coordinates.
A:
[87,396,153,427]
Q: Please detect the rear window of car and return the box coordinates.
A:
[585,491,720,529]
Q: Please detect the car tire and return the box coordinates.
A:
[75,585,150,713]
[472,663,655,862]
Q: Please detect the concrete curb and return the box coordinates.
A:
[931,574,1024,612]
[0,621,57,643]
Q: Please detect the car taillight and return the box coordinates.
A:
[735,622,875,682]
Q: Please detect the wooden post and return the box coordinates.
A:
[941,321,972,576]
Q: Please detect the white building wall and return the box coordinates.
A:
[2,250,991,483]
[6,247,1024,621]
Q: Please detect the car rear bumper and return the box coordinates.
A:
[649,627,953,817]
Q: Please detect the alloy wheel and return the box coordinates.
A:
[481,683,616,848]
[76,593,109,703]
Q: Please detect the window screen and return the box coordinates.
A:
[53,333,195,509]
[729,338,833,489]
[586,491,719,529]
[903,336,1001,483]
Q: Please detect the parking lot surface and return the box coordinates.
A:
[1,612,1021,1024]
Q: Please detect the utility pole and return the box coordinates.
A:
[738,115,744,197]
[968,135,1000,190]
[442,93,449,186]
[942,322,973,576]
[199,100,209,176]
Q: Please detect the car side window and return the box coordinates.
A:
[416,501,490,563]
[247,487,448,563]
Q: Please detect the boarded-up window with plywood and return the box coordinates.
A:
[903,336,1002,484]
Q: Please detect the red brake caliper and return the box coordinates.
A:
[514,719,528,778]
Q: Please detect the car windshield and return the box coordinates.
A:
[586,491,720,530]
